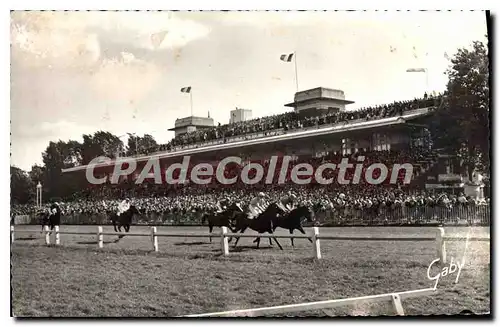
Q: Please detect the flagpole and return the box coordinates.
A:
[425,69,429,93]
[190,91,193,117]
[294,51,299,92]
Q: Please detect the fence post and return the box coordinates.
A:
[44,225,50,245]
[391,293,405,316]
[436,227,446,265]
[55,226,60,245]
[312,227,321,260]
[10,225,14,244]
[220,226,229,256]
[97,226,103,249]
[151,227,158,252]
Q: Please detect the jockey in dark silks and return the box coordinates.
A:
[49,202,61,217]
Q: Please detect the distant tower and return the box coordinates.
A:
[229,108,252,124]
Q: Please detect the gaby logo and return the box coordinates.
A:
[427,257,465,289]
[85,155,414,186]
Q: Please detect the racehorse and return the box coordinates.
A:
[201,203,242,242]
[40,208,61,232]
[109,205,140,234]
[231,202,286,250]
[272,205,315,247]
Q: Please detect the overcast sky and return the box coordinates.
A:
[10,11,487,171]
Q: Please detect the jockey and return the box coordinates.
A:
[117,198,131,216]
[278,192,298,213]
[49,202,60,216]
[216,197,231,213]
[248,192,269,219]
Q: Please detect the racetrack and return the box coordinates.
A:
[11,225,490,317]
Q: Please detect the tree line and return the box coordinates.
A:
[11,40,490,205]
[11,132,159,204]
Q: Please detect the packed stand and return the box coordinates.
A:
[159,95,443,152]
[12,184,489,226]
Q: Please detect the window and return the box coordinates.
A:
[342,138,351,155]
[373,133,391,151]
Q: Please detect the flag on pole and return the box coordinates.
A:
[280,53,294,62]
[406,68,426,73]
[180,87,191,93]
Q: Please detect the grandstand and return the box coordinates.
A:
[45,87,490,227]
[62,87,441,182]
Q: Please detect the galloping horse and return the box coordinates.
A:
[273,205,315,247]
[231,202,286,250]
[201,203,242,242]
[109,205,140,233]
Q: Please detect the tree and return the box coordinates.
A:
[126,134,158,156]
[431,40,490,182]
[42,140,85,200]
[11,166,34,204]
[29,164,45,184]
[82,131,125,164]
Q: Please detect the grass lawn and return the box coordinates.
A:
[11,226,490,317]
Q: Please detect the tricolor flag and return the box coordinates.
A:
[280,53,294,62]
[180,87,191,93]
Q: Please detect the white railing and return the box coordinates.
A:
[183,287,437,317]
[10,226,489,264]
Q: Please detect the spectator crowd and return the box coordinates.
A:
[157,95,442,152]
[12,183,489,226]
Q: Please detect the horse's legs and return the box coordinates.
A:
[233,227,247,248]
[113,221,117,232]
[208,225,213,243]
[226,226,236,243]
[298,226,312,243]
[269,230,283,250]
[289,229,295,247]
[125,225,130,233]
[256,237,261,248]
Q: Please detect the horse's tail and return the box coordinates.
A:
[201,214,207,225]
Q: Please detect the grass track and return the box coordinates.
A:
[11,226,490,317]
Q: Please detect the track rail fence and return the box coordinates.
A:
[12,204,490,226]
[10,225,490,262]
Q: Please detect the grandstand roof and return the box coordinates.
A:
[285,87,355,108]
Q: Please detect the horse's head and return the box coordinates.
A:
[230,202,244,213]
[266,202,284,216]
[129,205,140,215]
[201,213,208,225]
[296,205,315,223]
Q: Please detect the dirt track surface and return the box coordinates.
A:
[11,226,490,317]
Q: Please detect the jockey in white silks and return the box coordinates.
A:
[216,197,231,213]
[248,192,269,219]
[117,198,131,216]
[277,192,298,214]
